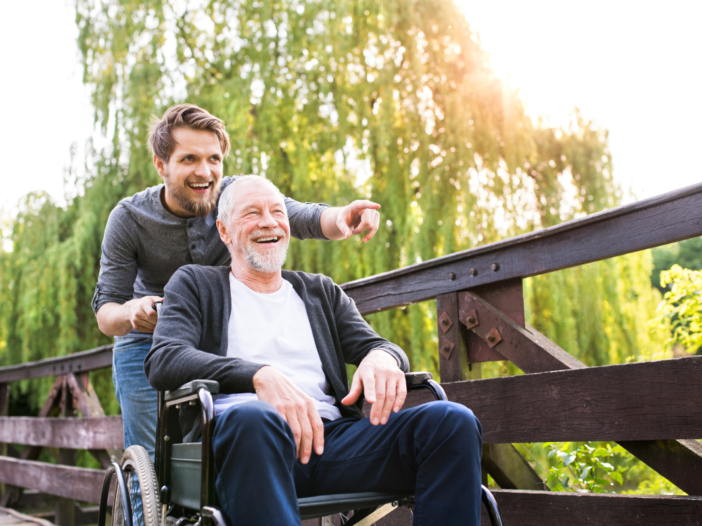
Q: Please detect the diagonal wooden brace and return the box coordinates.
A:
[458,290,702,495]
[66,373,121,467]
[458,291,585,373]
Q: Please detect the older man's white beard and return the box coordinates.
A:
[238,229,289,273]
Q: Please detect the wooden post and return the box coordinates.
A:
[55,376,75,526]
[436,292,470,383]
[438,287,547,492]
[0,383,7,499]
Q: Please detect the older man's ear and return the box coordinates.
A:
[216,219,233,246]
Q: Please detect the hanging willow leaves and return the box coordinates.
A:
[0,0,664,411]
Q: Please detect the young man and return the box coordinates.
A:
[93,104,382,457]
[145,176,483,525]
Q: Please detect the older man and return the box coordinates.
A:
[93,104,383,458]
[145,176,483,525]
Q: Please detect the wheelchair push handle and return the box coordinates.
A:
[153,300,163,317]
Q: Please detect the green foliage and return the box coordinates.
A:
[653,264,702,355]
[543,442,624,493]
[651,237,702,292]
[524,250,667,367]
[517,441,685,495]
[0,0,664,421]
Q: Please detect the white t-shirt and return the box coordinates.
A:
[214,274,342,421]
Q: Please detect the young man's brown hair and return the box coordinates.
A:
[148,104,231,161]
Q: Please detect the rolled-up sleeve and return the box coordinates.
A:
[285,197,329,241]
[92,206,138,314]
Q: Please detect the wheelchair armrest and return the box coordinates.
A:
[404,372,447,402]
[165,379,220,402]
[405,371,433,387]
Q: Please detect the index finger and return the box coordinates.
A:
[347,200,381,212]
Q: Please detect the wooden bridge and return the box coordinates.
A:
[1,183,702,525]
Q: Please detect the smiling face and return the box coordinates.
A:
[154,127,224,218]
[217,179,290,275]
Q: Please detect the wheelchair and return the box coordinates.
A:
[99,372,504,526]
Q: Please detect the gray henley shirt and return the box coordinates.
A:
[92,176,329,337]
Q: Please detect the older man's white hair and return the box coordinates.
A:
[217,175,286,225]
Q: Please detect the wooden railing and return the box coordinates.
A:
[2,183,702,525]
[0,346,121,524]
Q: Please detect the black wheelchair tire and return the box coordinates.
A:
[112,446,161,526]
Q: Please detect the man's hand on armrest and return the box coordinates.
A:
[253,366,324,465]
[342,349,407,426]
[96,296,162,336]
[320,200,381,242]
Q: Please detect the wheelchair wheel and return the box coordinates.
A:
[112,446,161,526]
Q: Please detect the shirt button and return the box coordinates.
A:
[191,244,196,250]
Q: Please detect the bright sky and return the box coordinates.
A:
[0,1,700,215]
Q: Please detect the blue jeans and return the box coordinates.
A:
[112,336,158,459]
[213,400,483,526]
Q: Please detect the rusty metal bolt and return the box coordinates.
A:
[448,272,456,281]
[487,333,496,342]
[441,318,450,326]
[469,267,478,276]
[491,262,500,271]
[442,344,451,353]
[467,315,476,324]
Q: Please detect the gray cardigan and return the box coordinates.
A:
[146,265,409,429]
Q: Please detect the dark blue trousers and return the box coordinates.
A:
[212,400,483,525]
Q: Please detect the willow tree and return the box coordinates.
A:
[0,0,663,410]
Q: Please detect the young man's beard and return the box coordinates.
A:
[163,170,222,218]
[238,229,289,273]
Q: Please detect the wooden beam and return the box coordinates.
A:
[380,491,702,525]
[479,490,702,526]
[436,293,471,382]
[0,383,7,499]
[402,356,702,443]
[342,183,702,314]
[0,417,124,450]
[0,377,64,508]
[437,290,547,493]
[0,456,105,504]
[0,346,113,383]
[619,439,702,496]
[482,444,547,491]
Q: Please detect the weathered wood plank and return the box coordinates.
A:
[482,444,548,491]
[619,439,702,496]
[459,291,586,372]
[342,183,702,314]
[0,417,123,452]
[480,490,702,526]
[403,356,702,443]
[379,491,702,525]
[0,346,113,383]
[0,457,105,503]
[0,377,64,508]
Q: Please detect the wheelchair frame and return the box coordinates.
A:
[99,372,503,526]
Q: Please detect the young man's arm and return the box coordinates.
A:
[284,196,381,242]
[93,206,160,336]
